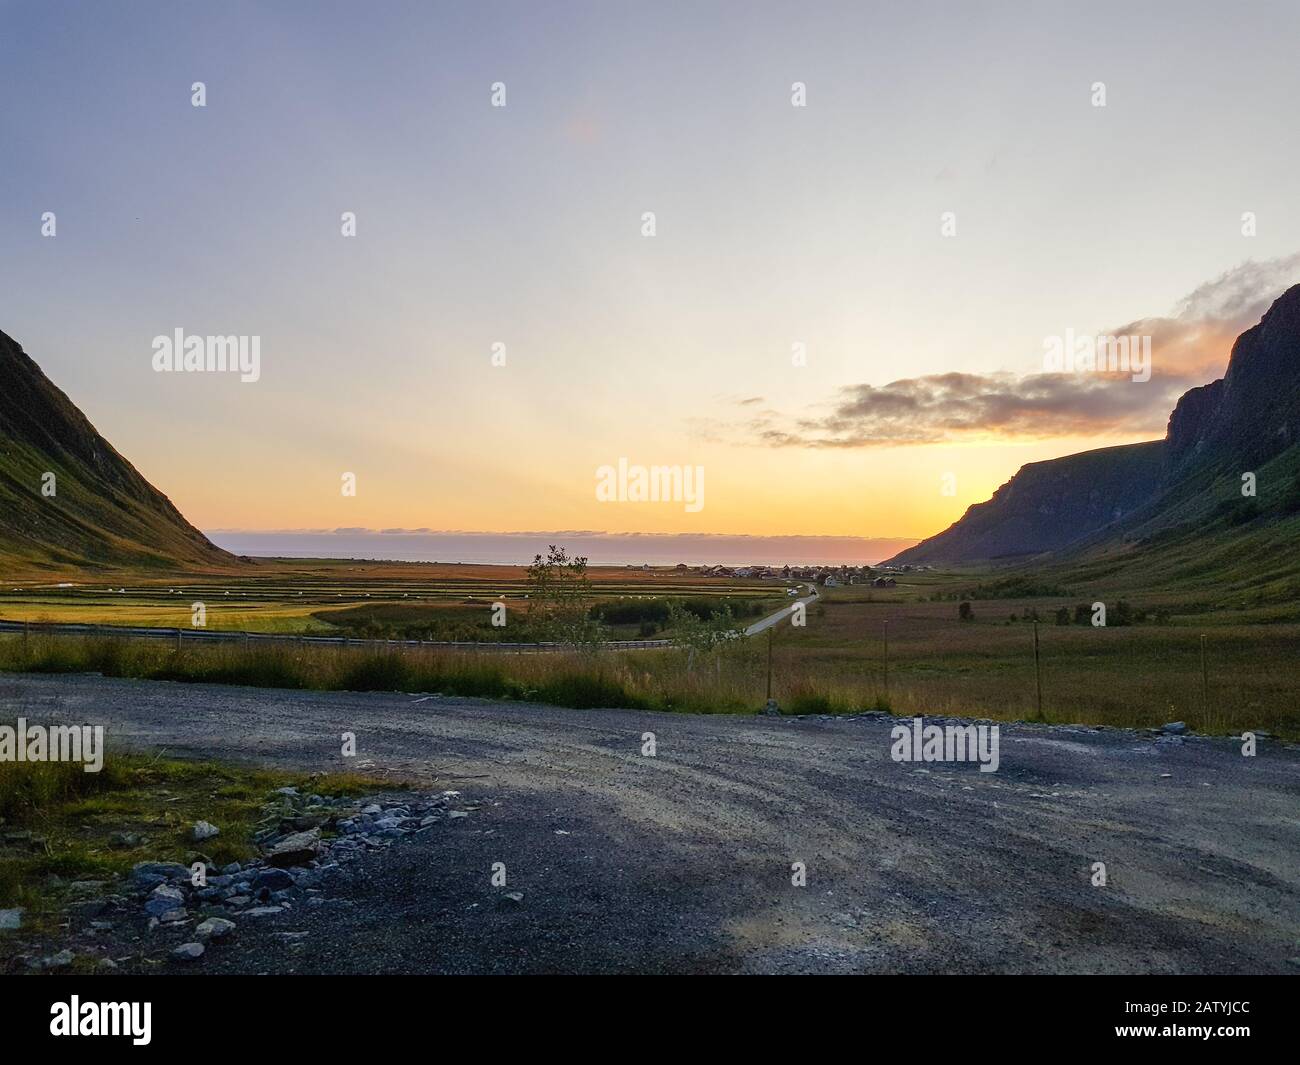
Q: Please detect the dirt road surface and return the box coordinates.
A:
[2,672,1296,974]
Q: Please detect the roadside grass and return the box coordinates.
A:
[0,752,389,924]
[1,580,1295,740]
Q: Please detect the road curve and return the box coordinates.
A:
[1,672,1296,974]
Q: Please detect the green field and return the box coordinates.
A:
[0,558,789,640]
[0,559,1293,739]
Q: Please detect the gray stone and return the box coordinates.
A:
[132,861,190,883]
[171,942,204,961]
[263,830,320,867]
[195,916,235,941]
[221,862,242,875]
[44,949,76,970]
[0,908,23,930]
[242,905,285,918]
[254,867,295,891]
[144,885,186,917]
[191,820,220,841]
[1161,721,1189,735]
[497,891,525,910]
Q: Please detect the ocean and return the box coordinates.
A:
[206,531,916,567]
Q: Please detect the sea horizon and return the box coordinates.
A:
[205,530,919,568]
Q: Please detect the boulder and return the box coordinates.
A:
[195,917,235,942]
[263,830,320,867]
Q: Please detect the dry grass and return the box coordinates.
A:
[1,591,1292,740]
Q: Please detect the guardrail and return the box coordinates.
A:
[0,619,670,654]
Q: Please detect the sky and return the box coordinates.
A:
[2,0,1299,544]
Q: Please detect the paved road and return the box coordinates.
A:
[744,584,818,635]
[2,672,1297,974]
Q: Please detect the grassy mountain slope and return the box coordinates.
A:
[890,284,1300,600]
[893,440,1165,565]
[0,329,235,573]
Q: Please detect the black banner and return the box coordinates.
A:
[0,975,1287,1051]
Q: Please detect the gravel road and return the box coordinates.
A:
[2,672,1297,974]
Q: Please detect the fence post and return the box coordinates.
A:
[883,619,889,701]
[1033,621,1043,719]
[176,628,181,653]
[1200,633,1208,715]
[766,627,774,702]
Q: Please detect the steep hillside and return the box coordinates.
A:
[891,284,1300,572]
[895,441,1164,564]
[0,329,235,572]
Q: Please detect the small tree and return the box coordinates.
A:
[667,600,743,670]
[958,602,974,622]
[1054,607,1070,626]
[526,545,607,650]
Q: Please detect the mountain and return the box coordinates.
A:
[0,329,235,572]
[890,285,1300,573]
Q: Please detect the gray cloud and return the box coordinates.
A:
[744,256,1300,449]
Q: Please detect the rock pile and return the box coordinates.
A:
[25,786,470,970]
